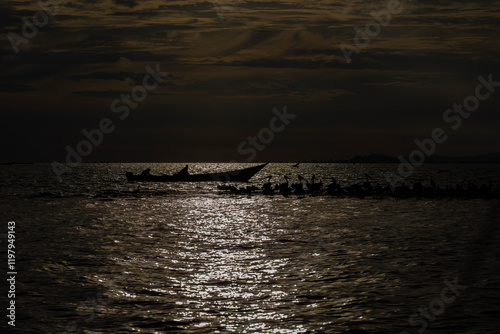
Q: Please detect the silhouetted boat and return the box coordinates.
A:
[125,163,268,182]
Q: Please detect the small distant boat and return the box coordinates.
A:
[125,163,268,182]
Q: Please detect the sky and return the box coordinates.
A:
[1,0,500,163]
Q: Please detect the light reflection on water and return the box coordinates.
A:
[1,163,499,333]
[106,196,308,333]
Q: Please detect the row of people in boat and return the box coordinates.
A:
[218,174,500,199]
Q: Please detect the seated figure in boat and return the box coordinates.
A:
[140,168,151,176]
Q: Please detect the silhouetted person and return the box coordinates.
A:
[175,165,189,178]
[140,168,151,176]
[262,176,274,195]
[277,175,292,194]
[125,172,134,182]
[293,176,306,195]
[413,180,423,196]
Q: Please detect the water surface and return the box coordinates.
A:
[1,163,499,333]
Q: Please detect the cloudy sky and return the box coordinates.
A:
[1,0,500,162]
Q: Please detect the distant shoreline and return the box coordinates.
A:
[303,153,500,164]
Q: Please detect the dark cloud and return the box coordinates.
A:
[0,3,18,29]
[0,83,37,92]
[1,0,500,162]
[66,71,135,81]
[75,89,164,98]
[113,0,139,8]
[74,90,128,98]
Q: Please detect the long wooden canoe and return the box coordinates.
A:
[125,163,268,182]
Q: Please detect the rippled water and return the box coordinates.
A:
[1,163,499,333]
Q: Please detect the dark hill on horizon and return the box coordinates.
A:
[308,153,500,163]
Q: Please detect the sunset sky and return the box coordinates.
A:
[1,0,500,162]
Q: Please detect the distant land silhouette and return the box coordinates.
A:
[305,153,500,163]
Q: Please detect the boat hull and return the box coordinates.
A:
[126,163,268,182]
